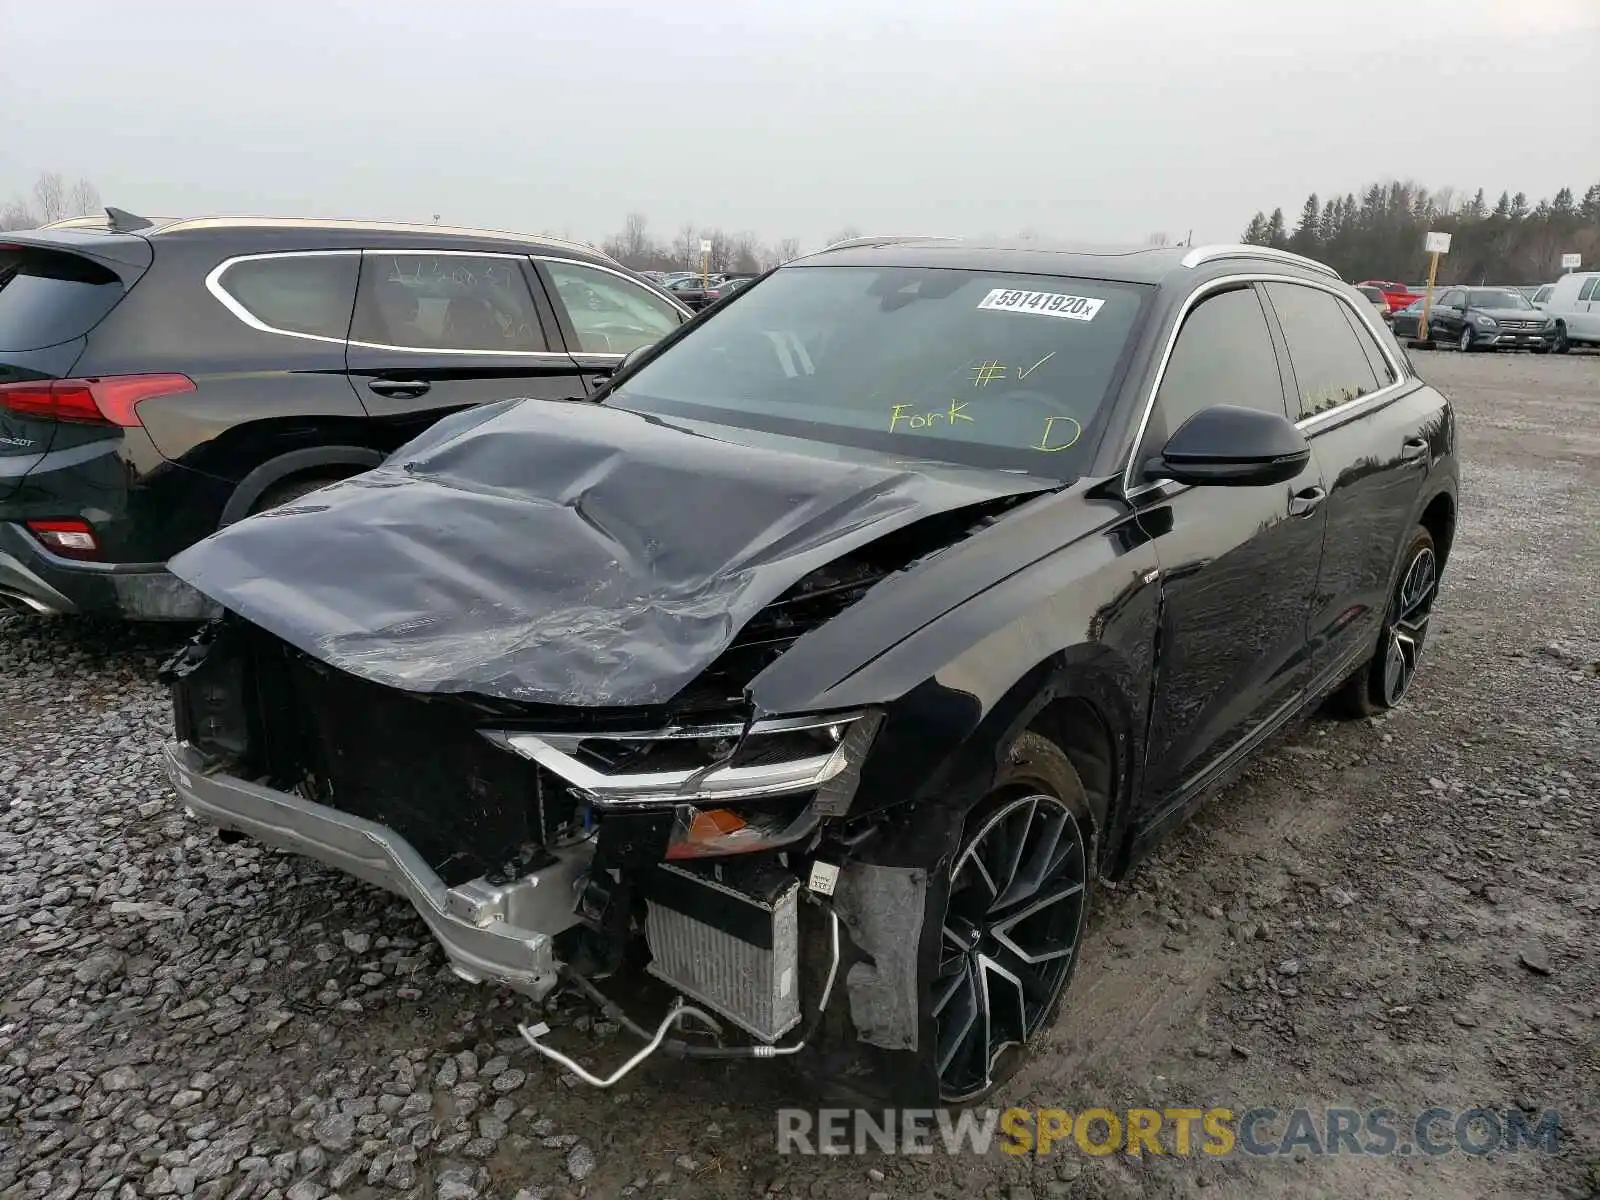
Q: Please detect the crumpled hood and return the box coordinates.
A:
[170,399,1053,706]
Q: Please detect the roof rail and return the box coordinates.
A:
[36,214,112,231]
[814,234,961,253]
[1181,244,1341,280]
[147,215,609,259]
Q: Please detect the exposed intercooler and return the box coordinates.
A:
[643,862,801,1043]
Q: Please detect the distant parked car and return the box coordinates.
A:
[1538,271,1600,352]
[1389,297,1428,340]
[705,275,757,306]
[1425,287,1555,353]
[1530,283,1554,310]
[1356,280,1422,313]
[673,275,753,311]
[1354,285,1392,321]
[0,211,692,619]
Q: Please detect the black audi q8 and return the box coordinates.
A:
[163,238,1457,1104]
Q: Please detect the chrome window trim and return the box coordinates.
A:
[1121,273,1412,501]
[205,250,362,347]
[530,254,696,319]
[206,249,573,357]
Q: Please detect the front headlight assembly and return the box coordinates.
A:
[1474,314,1498,328]
[483,711,883,857]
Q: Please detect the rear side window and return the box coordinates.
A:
[1579,278,1600,302]
[1338,304,1398,389]
[211,253,359,340]
[1263,283,1381,421]
[0,247,126,352]
[352,253,549,353]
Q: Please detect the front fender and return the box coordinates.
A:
[785,495,1162,847]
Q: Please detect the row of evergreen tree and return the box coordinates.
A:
[1241,181,1600,285]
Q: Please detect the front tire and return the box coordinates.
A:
[930,732,1093,1104]
[1329,527,1438,717]
[1553,324,1571,354]
[1458,327,1474,352]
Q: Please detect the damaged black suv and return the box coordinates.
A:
[162,238,1457,1104]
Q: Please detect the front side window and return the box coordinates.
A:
[1264,283,1380,421]
[543,260,684,355]
[212,253,358,340]
[610,265,1151,476]
[1144,286,1285,449]
[351,253,547,352]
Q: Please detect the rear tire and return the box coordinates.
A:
[247,474,345,516]
[1328,527,1438,718]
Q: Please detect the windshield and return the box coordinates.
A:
[609,265,1150,476]
[1468,289,1531,310]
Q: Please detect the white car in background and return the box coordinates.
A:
[1531,283,1554,310]
[1540,272,1600,352]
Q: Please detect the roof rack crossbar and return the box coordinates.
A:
[1181,244,1341,279]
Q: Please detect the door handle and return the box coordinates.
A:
[1400,437,1429,462]
[1289,486,1326,518]
[367,379,431,398]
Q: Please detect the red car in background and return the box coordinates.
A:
[1358,280,1424,312]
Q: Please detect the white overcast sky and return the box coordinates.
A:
[3,0,1597,250]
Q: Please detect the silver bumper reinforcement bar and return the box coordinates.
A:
[162,741,591,998]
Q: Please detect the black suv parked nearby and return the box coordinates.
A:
[165,239,1457,1104]
[0,212,691,618]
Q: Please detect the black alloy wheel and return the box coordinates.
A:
[1552,324,1571,354]
[934,779,1089,1103]
[1381,539,1437,706]
[1330,526,1439,716]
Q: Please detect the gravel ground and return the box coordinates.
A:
[1,352,1596,1200]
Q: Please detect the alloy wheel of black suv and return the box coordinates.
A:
[0,211,691,620]
[1331,526,1439,717]
[161,238,1459,1106]
[934,732,1092,1103]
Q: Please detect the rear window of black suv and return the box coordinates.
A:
[0,246,126,351]
[610,265,1151,476]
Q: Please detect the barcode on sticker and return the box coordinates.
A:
[808,861,840,896]
[978,288,1104,321]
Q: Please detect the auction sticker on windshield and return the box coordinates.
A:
[978,289,1104,321]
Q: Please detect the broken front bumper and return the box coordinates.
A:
[162,741,591,997]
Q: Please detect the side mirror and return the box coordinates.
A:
[616,345,651,377]
[1147,405,1311,487]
